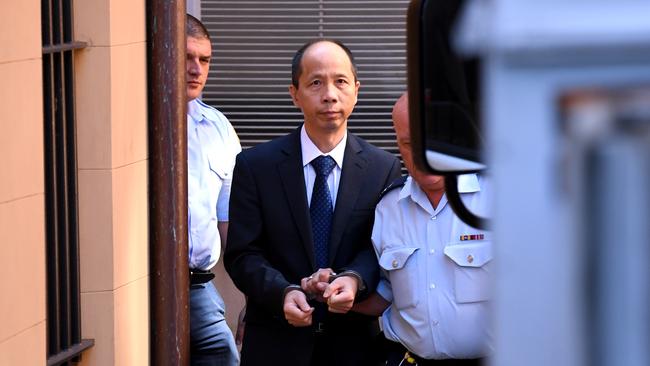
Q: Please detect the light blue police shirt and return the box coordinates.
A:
[187,98,241,271]
[372,174,493,360]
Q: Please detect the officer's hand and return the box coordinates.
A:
[235,305,246,346]
[283,290,314,327]
[323,276,358,314]
[351,292,390,316]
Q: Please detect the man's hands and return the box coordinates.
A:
[323,275,358,313]
[300,268,334,302]
[283,269,363,325]
[283,289,314,327]
[300,268,360,314]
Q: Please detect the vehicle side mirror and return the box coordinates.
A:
[407,0,484,175]
[407,0,489,229]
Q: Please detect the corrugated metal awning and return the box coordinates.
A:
[201,0,409,162]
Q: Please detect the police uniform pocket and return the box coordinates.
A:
[207,152,230,180]
[379,246,419,310]
[444,241,492,303]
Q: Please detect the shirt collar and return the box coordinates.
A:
[300,124,346,169]
[398,173,481,213]
[397,177,433,214]
[187,98,204,123]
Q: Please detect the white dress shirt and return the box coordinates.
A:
[373,174,493,360]
[300,125,346,208]
[187,99,241,270]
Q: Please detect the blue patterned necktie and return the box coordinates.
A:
[310,155,337,269]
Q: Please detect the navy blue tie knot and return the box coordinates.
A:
[311,155,336,178]
[310,155,336,269]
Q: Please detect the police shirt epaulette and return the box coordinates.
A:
[379,175,408,200]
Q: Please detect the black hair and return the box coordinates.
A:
[291,39,358,88]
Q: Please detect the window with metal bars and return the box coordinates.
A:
[41,0,93,365]
[200,0,409,168]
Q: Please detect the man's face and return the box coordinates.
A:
[393,96,445,193]
[186,36,212,102]
[289,41,360,135]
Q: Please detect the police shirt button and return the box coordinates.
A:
[467,254,474,264]
[391,259,399,268]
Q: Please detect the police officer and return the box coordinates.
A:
[186,14,241,366]
[354,93,492,366]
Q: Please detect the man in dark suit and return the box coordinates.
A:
[224,39,402,366]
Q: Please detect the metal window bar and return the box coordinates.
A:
[41,0,92,365]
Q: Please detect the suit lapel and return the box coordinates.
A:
[277,129,315,269]
[328,135,366,264]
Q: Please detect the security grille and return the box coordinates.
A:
[201,0,409,161]
[41,0,93,364]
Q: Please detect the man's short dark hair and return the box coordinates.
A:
[291,39,358,88]
[186,13,211,41]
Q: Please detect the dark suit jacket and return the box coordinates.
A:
[225,127,401,365]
